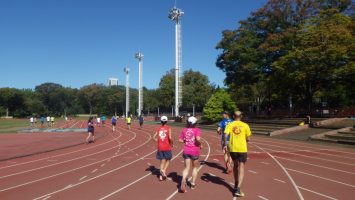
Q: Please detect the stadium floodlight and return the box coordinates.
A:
[135,52,144,116]
[124,67,130,117]
[169,6,184,117]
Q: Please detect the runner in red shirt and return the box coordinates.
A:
[153,116,173,181]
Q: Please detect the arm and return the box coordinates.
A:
[168,128,173,147]
[217,127,222,135]
[246,125,252,142]
[179,131,184,143]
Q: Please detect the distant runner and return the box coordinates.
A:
[126,116,132,130]
[96,116,101,127]
[139,115,144,129]
[153,116,173,181]
[179,116,202,193]
[40,116,45,128]
[101,115,106,126]
[224,111,251,197]
[111,115,117,132]
[50,116,54,127]
[217,111,233,173]
[30,116,34,128]
[46,116,50,127]
[86,117,95,143]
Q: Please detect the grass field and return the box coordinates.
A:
[0,118,64,134]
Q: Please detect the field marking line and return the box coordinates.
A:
[166,137,211,200]
[286,168,355,188]
[91,169,98,173]
[274,178,286,184]
[0,128,135,179]
[0,130,149,193]
[79,176,87,181]
[248,170,257,174]
[274,156,355,175]
[252,141,355,160]
[98,149,184,200]
[298,186,338,200]
[260,162,269,165]
[252,144,304,200]
[258,195,269,200]
[33,149,157,200]
[260,147,355,167]
[0,123,123,171]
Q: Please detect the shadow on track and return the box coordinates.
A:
[201,173,234,193]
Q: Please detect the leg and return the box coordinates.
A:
[159,159,166,181]
[237,162,245,187]
[181,159,191,192]
[191,159,199,187]
[86,132,92,143]
[233,160,239,186]
[163,159,170,175]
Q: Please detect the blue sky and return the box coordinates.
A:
[0,0,266,89]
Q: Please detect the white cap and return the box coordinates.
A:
[160,116,168,122]
[188,116,197,124]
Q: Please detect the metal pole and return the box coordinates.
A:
[135,52,144,116]
[158,107,160,117]
[124,67,130,117]
[172,106,174,117]
[193,104,195,117]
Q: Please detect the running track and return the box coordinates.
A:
[0,120,354,200]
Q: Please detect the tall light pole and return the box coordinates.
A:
[135,52,144,116]
[124,67,130,117]
[169,6,183,117]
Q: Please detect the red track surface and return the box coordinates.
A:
[0,120,354,200]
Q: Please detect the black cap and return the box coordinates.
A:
[221,111,229,115]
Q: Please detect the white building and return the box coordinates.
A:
[108,78,118,86]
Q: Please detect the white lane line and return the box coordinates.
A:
[258,195,269,200]
[0,130,136,179]
[274,178,286,184]
[260,162,269,165]
[298,186,338,200]
[79,176,87,181]
[0,131,150,193]
[229,182,235,186]
[252,141,355,160]
[260,147,355,167]
[253,144,304,200]
[33,150,157,200]
[98,150,184,200]
[248,170,257,174]
[47,160,57,162]
[208,173,217,177]
[64,184,72,189]
[91,169,98,173]
[166,137,211,200]
[213,158,219,162]
[275,156,355,175]
[100,164,105,167]
[40,195,51,200]
[286,168,355,188]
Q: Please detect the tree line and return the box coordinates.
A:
[216,0,354,116]
[0,69,216,118]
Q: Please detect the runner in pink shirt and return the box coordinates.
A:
[179,116,202,193]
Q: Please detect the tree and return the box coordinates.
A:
[273,9,355,109]
[157,69,175,109]
[78,84,104,115]
[202,90,237,122]
[0,88,26,117]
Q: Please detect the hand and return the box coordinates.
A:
[223,145,228,152]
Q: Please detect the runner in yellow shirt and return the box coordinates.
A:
[224,111,251,197]
[126,116,132,130]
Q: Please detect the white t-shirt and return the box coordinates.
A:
[97,118,101,123]
[47,117,50,122]
[30,117,34,123]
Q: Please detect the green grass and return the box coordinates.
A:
[0,119,30,134]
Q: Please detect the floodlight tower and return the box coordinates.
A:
[169,6,184,117]
[135,52,144,116]
[124,67,130,117]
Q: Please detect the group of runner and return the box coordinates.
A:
[29,115,55,128]
[86,110,251,197]
[154,110,251,197]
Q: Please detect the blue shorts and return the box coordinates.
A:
[156,150,172,160]
[182,154,199,160]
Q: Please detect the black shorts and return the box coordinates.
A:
[127,123,131,125]
[156,150,172,160]
[112,122,116,126]
[230,152,247,163]
[182,154,199,160]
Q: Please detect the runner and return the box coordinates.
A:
[179,116,202,193]
[96,116,101,127]
[111,115,117,132]
[101,115,106,126]
[153,116,173,181]
[139,115,144,129]
[50,116,55,127]
[224,111,251,197]
[40,116,45,128]
[29,116,34,128]
[46,116,50,127]
[217,111,233,173]
[126,115,132,130]
[86,117,95,143]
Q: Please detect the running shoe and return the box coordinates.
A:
[234,187,245,197]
